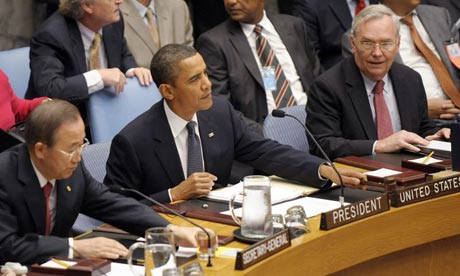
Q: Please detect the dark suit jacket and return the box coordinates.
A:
[25,11,136,120]
[292,0,378,69]
[306,57,439,160]
[0,144,168,265]
[196,14,321,131]
[342,5,460,90]
[104,97,328,204]
[423,0,460,22]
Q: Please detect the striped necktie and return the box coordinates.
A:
[254,25,295,108]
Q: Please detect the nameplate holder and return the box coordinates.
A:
[320,193,390,230]
[390,173,460,207]
[235,228,291,270]
[31,258,111,276]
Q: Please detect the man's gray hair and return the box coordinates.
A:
[60,0,95,20]
[351,4,400,37]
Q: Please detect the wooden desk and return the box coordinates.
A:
[168,193,460,275]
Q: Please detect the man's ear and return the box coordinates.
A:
[34,142,47,160]
[81,1,94,15]
[159,84,174,101]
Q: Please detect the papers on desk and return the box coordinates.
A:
[409,156,443,165]
[222,197,348,218]
[420,140,451,152]
[364,168,401,178]
[207,176,318,204]
[41,260,144,276]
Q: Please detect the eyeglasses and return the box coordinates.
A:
[358,40,396,51]
[58,138,90,162]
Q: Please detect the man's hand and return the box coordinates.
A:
[170,172,217,201]
[98,68,127,94]
[428,99,460,119]
[425,127,450,141]
[126,67,153,86]
[167,225,214,248]
[73,237,128,259]
[375,130,428,153]
[319,165,366,188]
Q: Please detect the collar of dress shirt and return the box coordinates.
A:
[163,101,199,138]
[77,20,103,53]
[131,0,157,18]
[240,10,273,39]
[30,158,56,189]
[361,72,390,97]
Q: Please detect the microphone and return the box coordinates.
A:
[24,233,107,276]
[271,109,346,206]
[108,185,213,267]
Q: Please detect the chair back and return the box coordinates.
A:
[263,105,309,152]
[0,47,30,98]
[89,78,162,143]
[81,141,111,182]
[72,142,111,234]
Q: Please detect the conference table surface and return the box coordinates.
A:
[163,187,460,275]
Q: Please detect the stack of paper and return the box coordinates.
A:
[207,176,318,205]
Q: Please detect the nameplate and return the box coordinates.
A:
[235,228,291,270]
[390,174,460,207]
[320,194,390,230]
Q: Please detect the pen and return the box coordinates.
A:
[422,151,434,164]
[51,258,71,268]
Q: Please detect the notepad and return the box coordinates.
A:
[206,176,317,205]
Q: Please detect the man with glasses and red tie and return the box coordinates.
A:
[306,5,450,160]
[0,99,206,265]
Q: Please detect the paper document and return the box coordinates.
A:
[207,176,316,204]
[419,140,451,152]
[410,156,443,165]
[222,197,348,218]
[364,168,401,178]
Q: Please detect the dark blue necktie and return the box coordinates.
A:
[186,121,203,176]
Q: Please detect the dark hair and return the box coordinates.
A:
[25,99,81,149]
[150,44,197,86]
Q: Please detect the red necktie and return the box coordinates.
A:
[43,182,52,235]
[355,0,366,16]
[373,80,393,139]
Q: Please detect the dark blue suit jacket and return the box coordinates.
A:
[292,0,378,69]
[25,11,136,120]
[306,57,439,160]
[0,144,168,265]
[105,97,328,203]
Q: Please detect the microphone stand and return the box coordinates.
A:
[271,109,346,206]
[109,186,213,267]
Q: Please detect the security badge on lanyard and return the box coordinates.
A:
[445,38,460,70]
[261,66,277,91]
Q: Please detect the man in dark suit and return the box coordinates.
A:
[342,0,460,121]
[195,0,320,133]
[0,100,202,265]
[104,44,364,204]
[306,5,450,160]
[25,0,152,128]
[292,0,379,70]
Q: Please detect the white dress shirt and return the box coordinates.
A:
[398,11,447,100]
[240,11,306,113]
[130,0,158,25]
[164,101,205,201]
